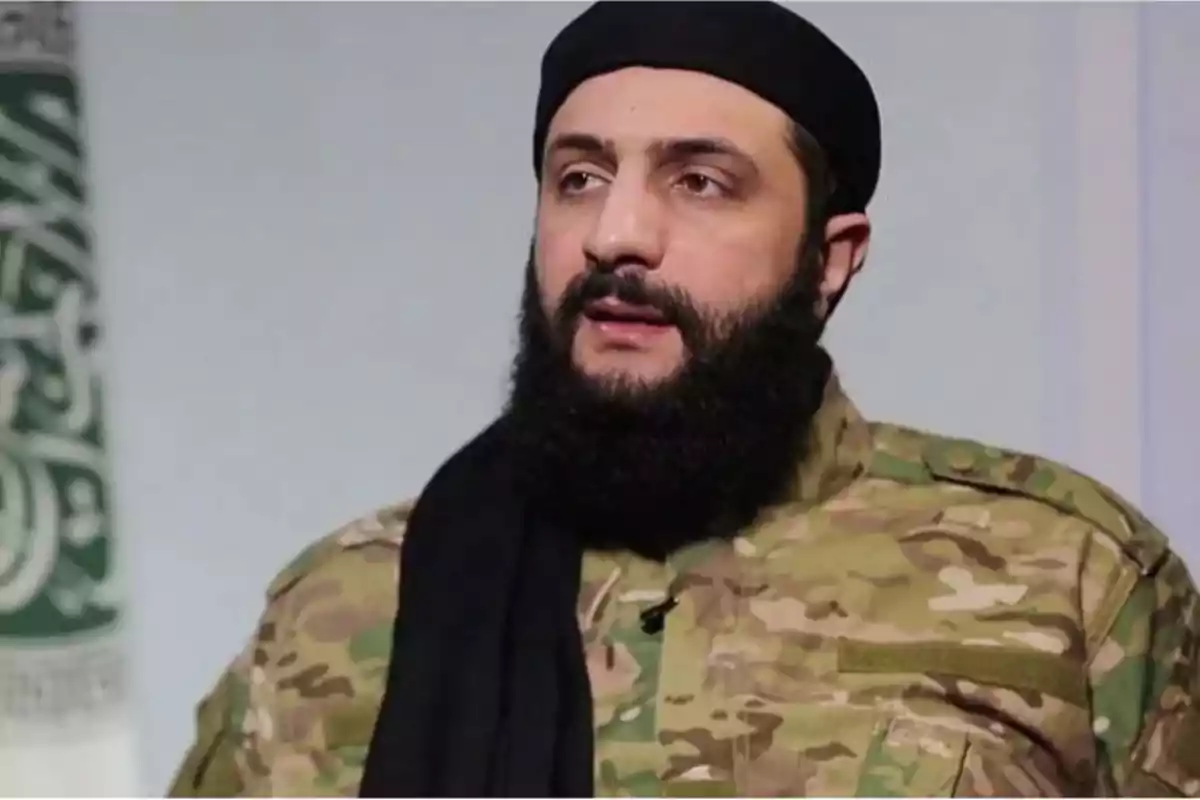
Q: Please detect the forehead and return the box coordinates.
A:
[546,67,793,155]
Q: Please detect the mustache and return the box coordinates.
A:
[555,269,706,342]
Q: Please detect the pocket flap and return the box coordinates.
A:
[856,716,968,797]
[1135,702,1200,795]
[838,639,1088,708]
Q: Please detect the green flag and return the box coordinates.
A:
[0,2,138,793]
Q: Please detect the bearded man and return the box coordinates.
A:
[169,2,1200,796]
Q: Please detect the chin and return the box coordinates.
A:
[574,354,683,392]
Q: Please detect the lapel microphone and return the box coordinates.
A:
[639,595,678,635]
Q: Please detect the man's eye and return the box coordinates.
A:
[559,170,602,194]
[676,172,729,198]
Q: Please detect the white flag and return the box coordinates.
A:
[0,2,139,795]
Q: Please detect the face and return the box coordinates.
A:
[508,66,871,555]
[534,67,814,389]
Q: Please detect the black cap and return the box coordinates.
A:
[533,1,881,214]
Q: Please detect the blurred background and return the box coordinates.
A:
[0,1,1197,795]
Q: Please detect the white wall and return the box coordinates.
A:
[1142,3,1200,557]
[70,2,1199,793]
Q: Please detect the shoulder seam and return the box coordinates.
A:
[922,437,1169,576]
[265,499,414,600]
[868,423,1170,576]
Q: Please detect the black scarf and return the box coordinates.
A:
[358,416,595,797]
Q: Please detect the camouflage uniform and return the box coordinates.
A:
[168,372,1200,797]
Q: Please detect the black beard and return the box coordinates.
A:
[503,244,833,560]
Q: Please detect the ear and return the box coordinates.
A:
[818,212,871,308]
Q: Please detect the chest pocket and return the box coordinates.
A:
[835,639,1087,797]
[726,636,1092,797]
[853,715,969,796]
[725,700,969,797]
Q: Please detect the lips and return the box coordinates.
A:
[582,298,669,325]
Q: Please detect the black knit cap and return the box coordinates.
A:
[533,1,881,214]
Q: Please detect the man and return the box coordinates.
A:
[169,2,1200,797]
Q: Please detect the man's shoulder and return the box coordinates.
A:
[182,500,417,797]
[264,498,416,602]
[863,421,1170,576]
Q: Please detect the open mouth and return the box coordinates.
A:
[582,298,670,326]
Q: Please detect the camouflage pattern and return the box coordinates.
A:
[167,371,1200,797]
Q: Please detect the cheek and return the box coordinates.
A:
[535,220,587,313]
[662,235,794,314]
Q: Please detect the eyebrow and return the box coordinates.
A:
[544,132,759,174]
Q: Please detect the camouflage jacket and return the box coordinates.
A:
[168,374,1200,797]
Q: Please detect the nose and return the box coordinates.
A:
[581,172,666,272]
